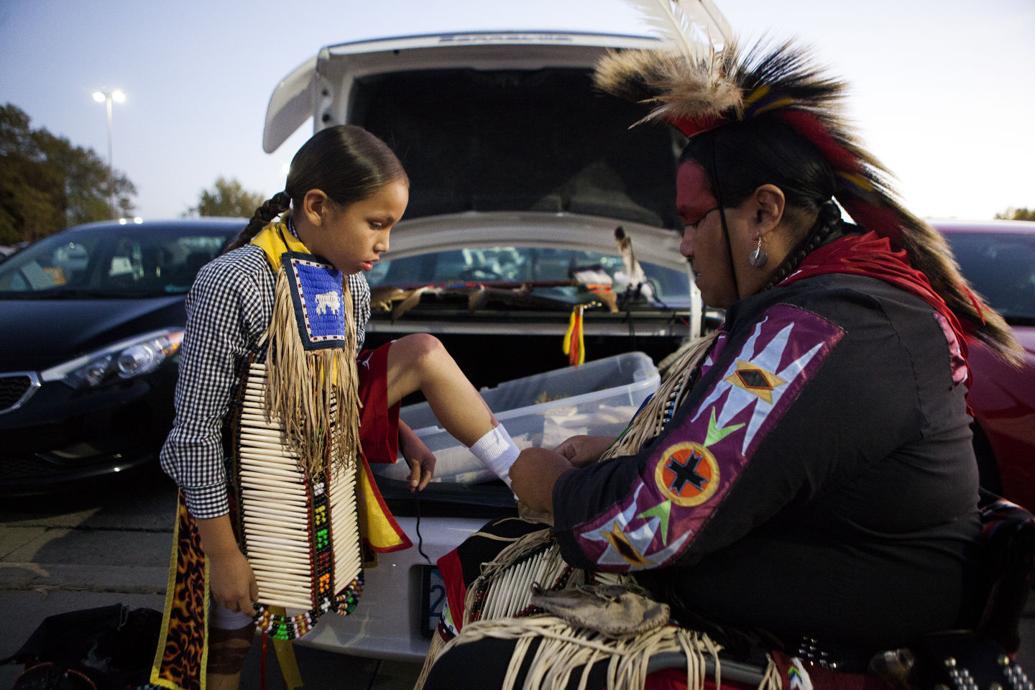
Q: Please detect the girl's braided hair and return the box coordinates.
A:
[223,125,407,254]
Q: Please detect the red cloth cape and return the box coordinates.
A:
[780,230,972,386]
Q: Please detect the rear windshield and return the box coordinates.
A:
[366,245,690,310]
[0,225,234,298]
[944,231,1035,323]
[351,68,682,228]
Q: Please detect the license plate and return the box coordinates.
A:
[418,565,446,638]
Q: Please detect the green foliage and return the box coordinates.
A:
[0,103,136,245]
[994,207,1035,221]
[186,177,264,218]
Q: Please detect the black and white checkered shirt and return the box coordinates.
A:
[159,244,371,519]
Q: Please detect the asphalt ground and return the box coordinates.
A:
[2,466,1032,689]
[0,467,420,690]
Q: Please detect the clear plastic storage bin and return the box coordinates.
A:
[372,352,660,484]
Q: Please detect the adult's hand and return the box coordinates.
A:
[553,434,616,467]
[399,420,436,491]
[509,447,574,514]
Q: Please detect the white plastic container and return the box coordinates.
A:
[372,352,660,484]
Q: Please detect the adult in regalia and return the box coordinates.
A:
[418,25,1023,690]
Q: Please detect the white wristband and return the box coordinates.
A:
[469,424,520,487]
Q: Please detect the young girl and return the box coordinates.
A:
[152,125,521,690]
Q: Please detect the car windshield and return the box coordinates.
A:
[0,225,232,298]
[366,245,690,309]
[944,231,1035,324]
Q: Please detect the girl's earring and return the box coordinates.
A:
[748,236,768,268]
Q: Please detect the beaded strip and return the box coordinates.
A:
[250,452,364,640]
[254,572,365,640]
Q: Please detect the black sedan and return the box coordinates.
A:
[0,218,243,494]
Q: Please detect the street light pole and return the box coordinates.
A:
[92,89,125,219]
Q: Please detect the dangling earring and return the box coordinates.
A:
[748,235,768,268]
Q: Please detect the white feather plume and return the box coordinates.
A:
[626,0,711,63]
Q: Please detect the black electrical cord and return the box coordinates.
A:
[364,659,384,690]
[414,492,432,565]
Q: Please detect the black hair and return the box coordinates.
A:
[680,117,842,290]
[682,117,837,217]
[224,125,408,253]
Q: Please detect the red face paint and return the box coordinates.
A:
[676,161,719,226]
[676,160,738,309]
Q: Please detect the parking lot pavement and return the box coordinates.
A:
[0,468,419,690]
[2,467,1031,688]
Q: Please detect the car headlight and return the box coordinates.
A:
[40,329,184,390]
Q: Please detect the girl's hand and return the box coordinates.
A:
[509,448,573,514]
[399,421,436,492]
[553,434,616,467]
[208,547,258,615]
[197,515,257,614]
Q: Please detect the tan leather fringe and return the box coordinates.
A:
[414,627,448,690]
[465,528,576,628]
[263,269,361,478]
[425,615,782,690]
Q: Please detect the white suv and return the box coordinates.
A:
[262,9,729,662]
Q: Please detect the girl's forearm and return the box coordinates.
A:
[196,515,241,558]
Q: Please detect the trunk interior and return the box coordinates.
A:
[350,68,683,228]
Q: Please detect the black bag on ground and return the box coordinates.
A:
[1,604,162,690]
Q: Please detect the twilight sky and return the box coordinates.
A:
[1,0,1032,222]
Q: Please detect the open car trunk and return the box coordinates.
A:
[265,33,710,387]
[261,8,737,665]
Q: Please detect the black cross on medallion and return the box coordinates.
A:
[667,451,707,493]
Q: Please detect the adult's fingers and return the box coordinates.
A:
[555,441,577,461]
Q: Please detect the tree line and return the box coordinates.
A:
[1,100,1032,247]
[995,208,1035,221]
[0,104,135,245]
[0,104,266,246]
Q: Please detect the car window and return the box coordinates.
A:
[366,246,690,308]
[0,236,105,291]
[0,226,231,297]
[944,232,1035,322]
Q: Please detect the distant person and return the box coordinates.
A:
[151,125,521,690]
[418,38,1022,690]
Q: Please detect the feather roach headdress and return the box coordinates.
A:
[596,1,1020,363]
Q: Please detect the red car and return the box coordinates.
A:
[935,220,1035,510]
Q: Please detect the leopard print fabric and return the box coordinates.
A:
[151,494,208,690]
